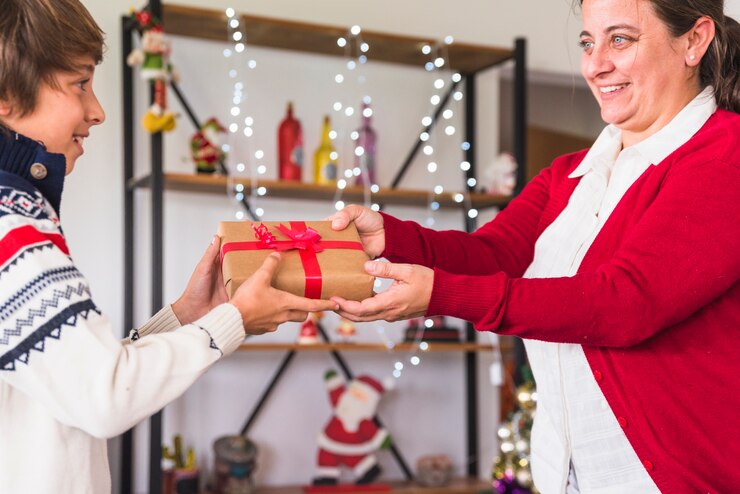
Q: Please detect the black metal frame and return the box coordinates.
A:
[121,3,526,490]
[121,12,135,494]
[463,75,480,476]
[512,39,528,386]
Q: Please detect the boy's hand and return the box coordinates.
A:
[172,235,227,325]
[230,253,338,335]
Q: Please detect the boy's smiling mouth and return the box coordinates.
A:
[72,134,87,153]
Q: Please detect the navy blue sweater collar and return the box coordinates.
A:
[0,130,66,215]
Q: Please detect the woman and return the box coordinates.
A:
[330,0,740,492]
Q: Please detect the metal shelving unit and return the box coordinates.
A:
[122,3,526,493]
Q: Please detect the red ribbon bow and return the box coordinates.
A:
[254,223,325,252]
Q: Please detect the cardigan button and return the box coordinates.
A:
[617,416,628,428]
[30,163,48,180]
[593,370,603,382]
[642,460,654,472]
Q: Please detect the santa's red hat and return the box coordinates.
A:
[354,375,395,397]
[356,375,383,393]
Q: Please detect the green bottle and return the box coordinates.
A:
[314,115,337,185]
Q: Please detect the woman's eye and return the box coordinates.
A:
[612,35,633,47]
[579,40,594,51]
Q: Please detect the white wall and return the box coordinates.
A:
[67,1,740,493]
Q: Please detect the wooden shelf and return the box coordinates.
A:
[237,342,495,352]
[251,477,493,494]
[162,4,513,74]
[129,172,511,209]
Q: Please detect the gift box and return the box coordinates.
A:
[218,221,375,301]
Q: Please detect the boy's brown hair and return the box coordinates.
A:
[0,0,105,117]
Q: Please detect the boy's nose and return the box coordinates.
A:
[87,93,105,125]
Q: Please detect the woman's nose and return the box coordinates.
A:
[582,44,614,80]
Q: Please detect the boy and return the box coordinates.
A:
[0,1,335,492]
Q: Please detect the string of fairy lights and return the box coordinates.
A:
[223,8,268,220]
[329,25,381,213]
[387,37,480,379]
[419,39,481,228]
[219,9,487,381]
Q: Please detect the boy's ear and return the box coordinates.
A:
[0,100,12,117]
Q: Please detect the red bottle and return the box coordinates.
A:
[278,102,303,181]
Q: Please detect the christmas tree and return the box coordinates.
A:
[491,366,538,494]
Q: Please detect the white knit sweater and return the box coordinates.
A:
[1,161,245,492]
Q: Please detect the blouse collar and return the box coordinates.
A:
[569,86,718,179]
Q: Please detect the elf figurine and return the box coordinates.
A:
[190,117,227,174]
[313,371,393,486]
[126,9,177,133]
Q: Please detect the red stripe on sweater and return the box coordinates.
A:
[0,224,69,268]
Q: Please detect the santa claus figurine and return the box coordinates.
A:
[313,371,393,486]
[191,117,227,174]
[298,312,321,345]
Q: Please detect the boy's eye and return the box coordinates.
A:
[76,79,90,91]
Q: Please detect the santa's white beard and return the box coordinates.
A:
[336,393,377,432]
[203,129,218,144]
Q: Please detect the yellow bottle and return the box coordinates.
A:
[314,115,338,185]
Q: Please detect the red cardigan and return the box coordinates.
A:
[381,109,740,493]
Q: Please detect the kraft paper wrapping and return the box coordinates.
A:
[218,220,375,301]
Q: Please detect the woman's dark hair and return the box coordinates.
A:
[579,0,740,113]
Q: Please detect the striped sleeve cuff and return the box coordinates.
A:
[192,303,245,356]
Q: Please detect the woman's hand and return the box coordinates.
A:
[331,261,433,322]
[172,236,228,325]
[327,204,385,259]
[230,253,338,335]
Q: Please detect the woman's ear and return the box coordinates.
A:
[685,16,715,67]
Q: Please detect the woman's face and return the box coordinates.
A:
[579,0,700,147]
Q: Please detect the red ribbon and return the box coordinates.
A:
[221,222,364,299]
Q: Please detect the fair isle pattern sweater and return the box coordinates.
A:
[381,109,740,493]
[0,133,245,493]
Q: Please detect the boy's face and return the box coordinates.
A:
[0,56,105,175]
